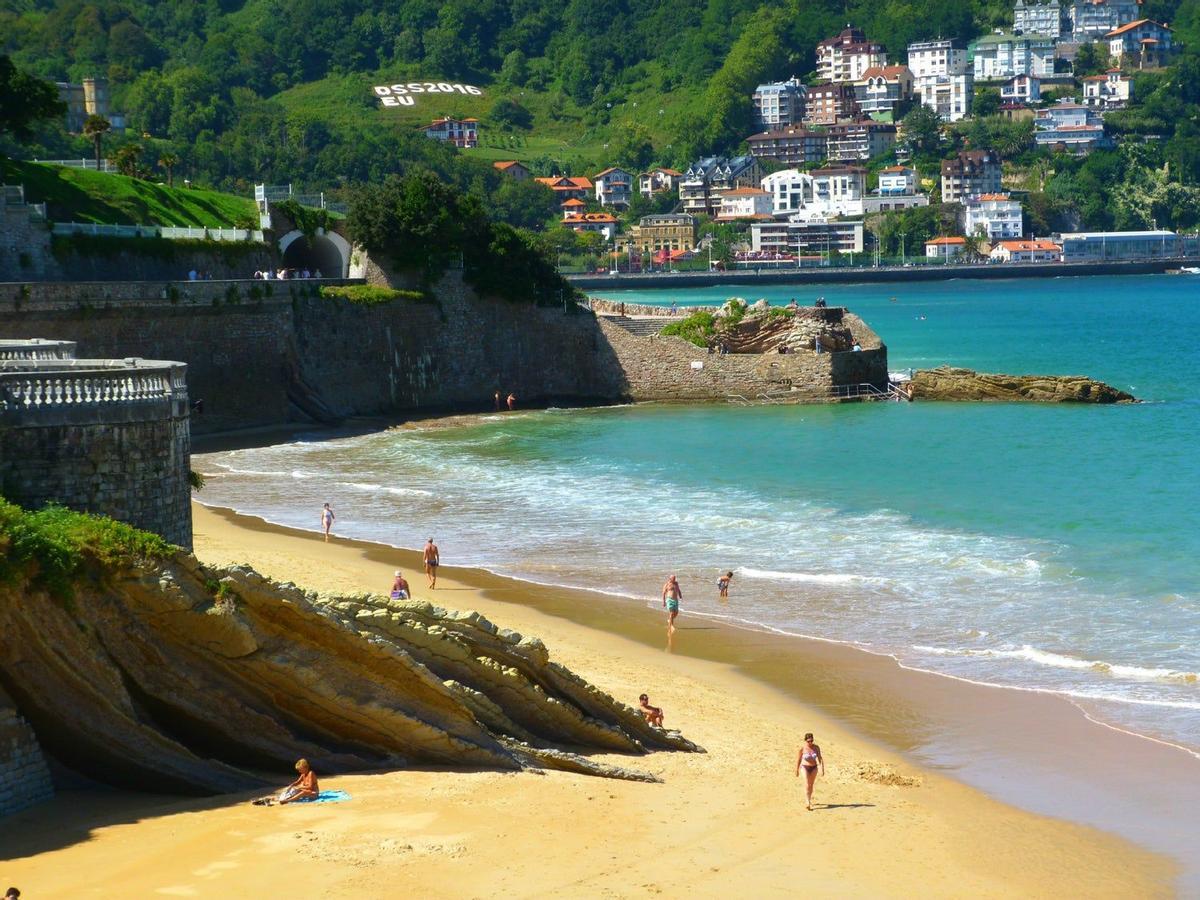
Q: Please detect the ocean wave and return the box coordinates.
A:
[340,482,434,497]
[912,644,1199,685]
[737,566,888,586]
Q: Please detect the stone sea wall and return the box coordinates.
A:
[0,694,54,818]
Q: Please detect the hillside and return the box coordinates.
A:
[0,159,256,227]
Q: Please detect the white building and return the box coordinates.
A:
[907,38,969,78]
[1071,0,1142,39]
[962,193,1024,241]
[826,120,897,161]
[718,187,774,220]
[907,39,973,122]
[925,236,967,259]
[753,79,807,128]
[863,165,928,213]
[853,66,914,119]
[1001,73,1042,103]
[638,167,682,198]
[594,167,633,209]
[817,26,888,83]
[1082,70,1132,108]
[1106,19,1173,67]
[972,31,1056,80]
[879,166,918,195]
[760,167,869,219]
[1013,0,1066,39]
[1034,102,1113,153]
[1057,230,1185,260]
[751,218,866,255]
[989,239,1062,262]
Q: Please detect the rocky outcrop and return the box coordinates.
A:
[0,553,699,799]
[910,366,1136,403]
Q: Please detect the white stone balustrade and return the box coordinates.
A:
[0,358,187,414]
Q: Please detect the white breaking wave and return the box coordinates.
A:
[737,566,888,586]
[913,644,1200,685]
[340,482,434,497]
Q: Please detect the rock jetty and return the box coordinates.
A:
[0,552,700,796]
[910,366,1135,403]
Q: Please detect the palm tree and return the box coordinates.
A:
[82,114,111,170]
[158,152,180,187]
[962,229,985,263]
[110,144,143,177]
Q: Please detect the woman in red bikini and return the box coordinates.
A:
[795,732,825,810]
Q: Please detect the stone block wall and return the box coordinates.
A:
[0,411,193,548]
[0,702,54,818]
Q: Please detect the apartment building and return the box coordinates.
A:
[962,193,1024,240]
[638,167,682,197]
[816,27,888,83]
[746,128,830,166]
[1081,69,1132,107]
[803,82,860,126]
[1034,102,1114,152]
[826,120,897,161]
[907,39,972,122]
[853,66,914,119]
[752,79,807,128]
[1106,20,1173,67]
[678,156,763,215]
[1071,0,1142,38]
[760,167,867,218]
[1013,0,1067,38]
[626,213,698,253]
[941,150,1003,203]
[972,31,1056,80]
[751,219,866,254]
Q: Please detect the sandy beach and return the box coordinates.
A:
[0,499,1178,898]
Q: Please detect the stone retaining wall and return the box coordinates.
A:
[0,701,54,818]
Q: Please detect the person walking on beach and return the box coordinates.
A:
[320,503,335,542]
[795,732,825,810]
[717,571,733,601]
[506,392,516,411]
[662,575,683,632]
[423,537,440,589]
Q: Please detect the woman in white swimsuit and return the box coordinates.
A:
[795,732,825,810]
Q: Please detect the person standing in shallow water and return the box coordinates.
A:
[795,732,825,810]
[507,392,516,411]
[423,537,440,589]
[661,574,683,632]
[320,503,335,541]
[717,571,733,601]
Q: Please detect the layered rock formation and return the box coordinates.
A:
[910,366,1136,403]
[0,553,699,798]
[714,301,882,355]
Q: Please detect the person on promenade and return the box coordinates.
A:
[795,732,825,810]
[321,503,335,542]
[424,537,440,589]
[391,570,410,600]
[506,392,516,411]
[717,571,733,601]
[662,575,683,632]
[639,694,664,727]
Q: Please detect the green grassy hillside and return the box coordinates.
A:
[0,160,256,227]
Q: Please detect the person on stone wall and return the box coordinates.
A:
[391,570,410,600]
[321,503,336,541]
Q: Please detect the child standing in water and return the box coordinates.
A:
[717,571,733,601]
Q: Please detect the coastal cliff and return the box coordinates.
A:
[910,366,1136,403]
[0,506,698,801]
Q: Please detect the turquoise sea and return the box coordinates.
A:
[195,274,1200,756]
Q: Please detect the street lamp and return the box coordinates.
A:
[900,232,907,266]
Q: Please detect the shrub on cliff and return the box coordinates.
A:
[319,284,424,305]
[661,311,717,347]
[346,171,573,306]
[0,498,173,601]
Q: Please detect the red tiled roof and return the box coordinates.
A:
[926,236,966,245]
[859,65,911,80]
[655,167,683,176]
[976,193,1012,201]
[1105,18,1167,36]
[493,160,524,170]
[564,213,617,224]
[880,165,912,172]
[594,166,629,178]
[995,240,1060,251]
[561,198,586,206]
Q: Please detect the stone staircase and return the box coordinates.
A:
[600,315,679,337]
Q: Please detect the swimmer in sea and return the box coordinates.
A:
[661,574,683,632]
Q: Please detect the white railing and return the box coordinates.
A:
[53,221,265,242]
[0,339,77,361]
[255,184,294,203]
[0,359,187,413]
[32,158,117,173]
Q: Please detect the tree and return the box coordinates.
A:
[961,230,984,261]
[488,98,533,130]
[158,152,181,186]
[1073,43,1109,78]
[902,106,944,156]
[612,125,654,170]
[0,54,66,142]
[110,144,143,177]
[973,88,1001,118]
[83,115,112,169]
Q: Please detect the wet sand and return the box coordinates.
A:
[1,501,1183,897]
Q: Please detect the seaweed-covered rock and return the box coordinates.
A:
[910,366,1136,403]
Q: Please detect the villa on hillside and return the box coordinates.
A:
[752,78,808,128]
[907,39,973,121]
[493,160,531,180]
[746,127,829,166]
[717,187,774,221]
[990,239,1062,262]
[1071,0,1142,38]
[562,212,618,240]
[817,26,888,83]
[1082,69,1132,107]
[941,150,1003,203]
[1013,0,1067,39]
[972,31,1056,80]
[865,165,928,213]
[803,82,860,125]
[535,175,594,210]
[419,117,478,148]
[638,167,682,197]
[1001,73,1042,103]
[852,66,914,120]
[962,193,1024,241]
[1034,102,1113,152]
[594,167,634,209]
[54,76,125,133]
[925,236,968,259]
[1105,20,1174,67]
[760,166,868,219]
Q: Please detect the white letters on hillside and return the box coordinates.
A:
[374,83,484,106]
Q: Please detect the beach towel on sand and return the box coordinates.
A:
[300,790,352,804]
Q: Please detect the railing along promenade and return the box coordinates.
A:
[0,277,366,313]
[0,357,189,425]
[0,338,77,361]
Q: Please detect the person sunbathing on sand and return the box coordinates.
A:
[639,694,664,727]
[254,759,319,806]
